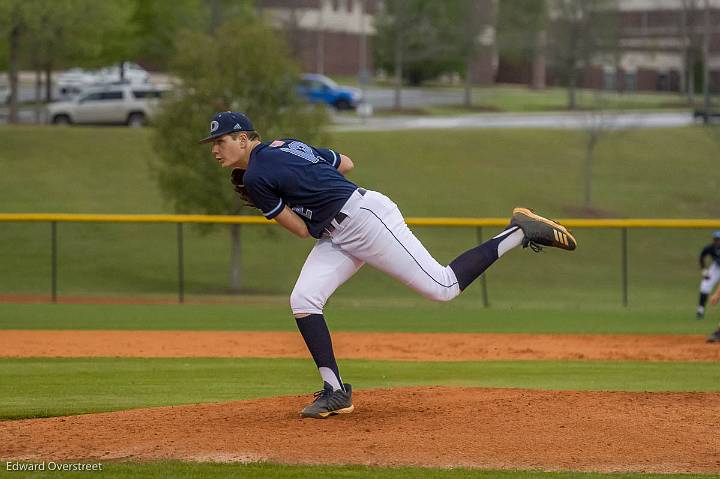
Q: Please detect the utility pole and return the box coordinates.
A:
[8,4,23,124]
[358,0,372,119]
[702,0,711,120]
[317,0,325,74]
[358,0,368,85]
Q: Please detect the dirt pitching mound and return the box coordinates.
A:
[2,387,719,473]
[2,330,719,361]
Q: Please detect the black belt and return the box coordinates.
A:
[324,188,366,235]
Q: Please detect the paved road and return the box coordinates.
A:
[331,111,695,131]
[0,107,48,124]
[362,86,466,109]
[2,106,695,131]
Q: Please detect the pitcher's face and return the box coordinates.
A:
[211,134,247,168]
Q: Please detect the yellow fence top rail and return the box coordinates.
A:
[0,213,268,225]
[0,213,719,229]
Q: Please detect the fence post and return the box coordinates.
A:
[51,221,58,303]
[621,227,628,307]
[177,223,185,304]
[476,227,489,307]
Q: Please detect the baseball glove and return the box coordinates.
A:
[230,168,256,208]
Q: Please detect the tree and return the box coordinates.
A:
[0,0,135,124]
[373,0,465,107]
[547,0,619,110]
[581,101,609,210]
[23,0,135,102]
[677,0,703,102]
[130,0,210,71]
[0,0,30,123]
[151,14,327,293]
[700,0,712,117]
[451,0,492,107]
[578,91,633,211]
[496,0,548,89]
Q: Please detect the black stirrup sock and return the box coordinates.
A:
[295,313,344,391]
[700,292,709,307]
[449,226,522,291]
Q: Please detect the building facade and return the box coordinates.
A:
[612,0,720,93]
[259,0,719,93]
[255,0,497,85]
[256,0,381,77]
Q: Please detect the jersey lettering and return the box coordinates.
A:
[280,141,321,164]
[292,206,313,220]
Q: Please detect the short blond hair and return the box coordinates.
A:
[231,131,261,141]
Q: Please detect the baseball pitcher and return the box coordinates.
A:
[201,111,578,418]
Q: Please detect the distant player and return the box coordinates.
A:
[706,284,720,343]
[201,111,577,418]
[696,231,720,319]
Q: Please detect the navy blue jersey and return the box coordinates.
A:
[243,139,358,239]
[700,243,720,267]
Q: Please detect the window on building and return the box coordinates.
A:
[624,72,637,92]
[603,70,616,91]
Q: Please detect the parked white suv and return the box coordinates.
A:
[47,83,170,127]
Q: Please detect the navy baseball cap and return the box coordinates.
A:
[199,111,254,144]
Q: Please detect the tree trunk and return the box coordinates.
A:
[463,55,473,108]
[316,6,325,75]
[8,21,21,124]
[567,67,578,110]
[358,0,368,84]
[702,0,711,117]
[393,34,403,110]
[688,55,696,103]
[229,224,242,293]
[34,68,42,124]
[531,30,547,90]
[584,134,598,209]
[679,6,688,96]
[208,0,222,32]
[45,65,53,103]
[679,51,687,96]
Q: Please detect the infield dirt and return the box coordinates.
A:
[2,330,719,473]
[2,330,719,361]
[2,387,719,473]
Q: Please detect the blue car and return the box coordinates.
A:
[298,73,362,110]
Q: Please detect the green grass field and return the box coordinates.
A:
[429,87,692,114]
[1,125,719,478]
[0,302,714,334]
[1,126,720,307]
[0,462,712,479]
[328,80,695,113]
[2,357,718,420]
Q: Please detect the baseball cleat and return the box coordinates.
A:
[300,382,354,419]
[707,329,720,343]
[510,207,577,251]
[696,306,705,320]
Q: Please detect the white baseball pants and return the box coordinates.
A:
[700,262,720,294]
[290,189,461,315]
